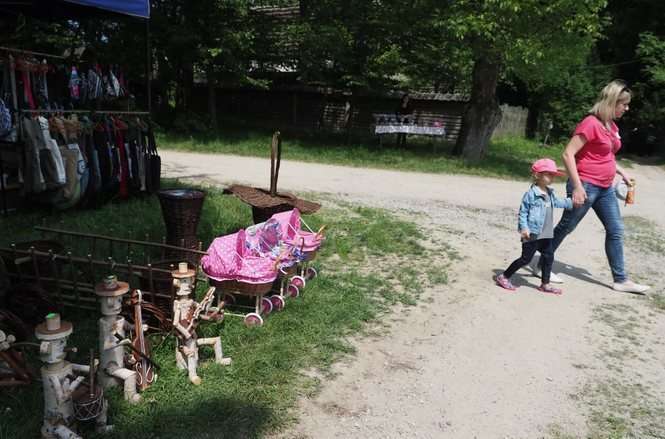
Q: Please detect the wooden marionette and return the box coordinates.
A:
[36,313,109,439]
[171,263,230,385]
[94,275,151,403]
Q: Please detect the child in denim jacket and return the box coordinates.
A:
[495,158,573,294]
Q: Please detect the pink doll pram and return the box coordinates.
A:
[269,208,325,289]
[244,218,305,310]
[202,229,279,327]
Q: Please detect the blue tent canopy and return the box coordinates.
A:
[64,0,149,18]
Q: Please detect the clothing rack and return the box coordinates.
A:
[20,109,150,115]
[1,47,153,215]
[0,46,67,60]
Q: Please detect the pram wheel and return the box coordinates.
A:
[287,284,300,298]
[270,295,285,311]
[223,293,236,305]
[261,297,273,315]
[244,313,263,327]
[305,267,318,280]
[290,275,306,289]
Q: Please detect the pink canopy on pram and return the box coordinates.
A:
[245,218,302,267]
[201,229,278,284]
[270,209,324,253]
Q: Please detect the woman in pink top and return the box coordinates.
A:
[532,80,649,293]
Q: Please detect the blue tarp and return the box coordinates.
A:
[64,0,150,18]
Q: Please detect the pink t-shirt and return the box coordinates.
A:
[573,115,621,188]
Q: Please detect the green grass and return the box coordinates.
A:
[584,301,665,439]
[624,215,665,256]
[159,128,569,179]
[0,181,450,439]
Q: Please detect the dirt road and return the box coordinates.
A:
[163,150,665,438]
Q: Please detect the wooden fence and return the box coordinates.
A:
[192,86,528,142]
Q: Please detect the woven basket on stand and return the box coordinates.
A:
[157,189,205,262]
[225,131,320,224]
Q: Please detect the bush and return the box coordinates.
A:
[172,112,214,133]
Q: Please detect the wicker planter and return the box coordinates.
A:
[157,189,205,262]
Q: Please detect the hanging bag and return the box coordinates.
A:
[0,98,12,138]
[145,125,161,193]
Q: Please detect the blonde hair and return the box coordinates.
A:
[589,80,631,123]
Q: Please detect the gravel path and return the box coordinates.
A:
[163,150,665,438]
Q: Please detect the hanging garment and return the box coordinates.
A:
[36,115,66,186]
[136,125,147,192]
[99,118,119,199]
[78,72,88,104]
[0,98,11,138]
[57,143,86,208]
[20,69,36,110]
[116,66,128,97]
[113,117,129,198]
[108,120,121,184]
[93,123,112,189]
[49,115,68,144]
[79,129,101,206]
[35,59,49,108]
[126,122,142,192]
[63,114,81,142]
[108,69,121,97]
[144,126,161,194]
[21,117,46,193]
[87,66,103,100]
[69,66,81,101]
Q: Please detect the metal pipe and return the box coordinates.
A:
[0,46,66,60]
[20,109,150,115]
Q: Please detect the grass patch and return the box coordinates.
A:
[159,127,568,180]
[624,216,665,256]
[584,379,665,439]
[585,302,665,438]
[546,423,578,439]
[0,181,450,439]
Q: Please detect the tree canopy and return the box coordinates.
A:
[1,0,662,157]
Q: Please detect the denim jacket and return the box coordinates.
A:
[518,185,573,235]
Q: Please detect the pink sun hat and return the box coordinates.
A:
[531,158,566,176]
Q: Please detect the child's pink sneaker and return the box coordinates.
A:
[537,284,562,295]
[494,274,517,291]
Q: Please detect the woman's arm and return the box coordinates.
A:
[615,163,632,185]
[562,134,587,207]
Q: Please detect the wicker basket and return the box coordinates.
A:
[72,385,104,421]
[209,279,274,297]
[157,189,205,261]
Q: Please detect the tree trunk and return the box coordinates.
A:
[453,57,502,160]
[177,62,194,113]
[207,67,218,130]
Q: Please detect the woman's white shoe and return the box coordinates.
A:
[529,256,564,284]
[613,280,650,294]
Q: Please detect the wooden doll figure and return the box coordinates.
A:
[95,276,142,403]
[36,313,109,439]
[172,265,230,385]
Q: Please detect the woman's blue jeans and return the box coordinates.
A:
[550,179,626,282]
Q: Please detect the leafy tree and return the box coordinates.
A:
[631,32,665,153]
[419,0,608,160]
[292,0,399,91]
